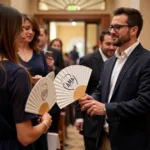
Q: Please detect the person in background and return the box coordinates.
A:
[39,27,63,133]
[70,45,79,64]
[18,14,50,150]
[38,27,64,70]
[45,51,60,75]
[80,7,150,150]
[75,30,116,150]
[92,45,99,52]
[18,15,50,84]
[49,38,63,52]
[63,52,74,67]
[0,4,52,150]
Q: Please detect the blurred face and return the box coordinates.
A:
[109,14,131,47]
[22,20,35,43]
[51,40,62,50]
[38,28,48,47]
[99,34,117,58]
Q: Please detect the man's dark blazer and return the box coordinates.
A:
[76,50,104,139]
[47,46,64,69]
[93,43,150,150]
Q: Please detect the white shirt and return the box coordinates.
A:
[104,41,139,131]
[76,48,108,123]
[108,41,139,103]
[99,48,108,62]
[43,44,48,53]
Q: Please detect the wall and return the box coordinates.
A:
[0,0,10,5]
[56,24,84,55]
[10,0,31,14]
[140,0,150,50]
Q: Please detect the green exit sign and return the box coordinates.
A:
[67,5,80,11]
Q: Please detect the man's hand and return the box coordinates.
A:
[75,121,83,131]
[79,94,106,116]
[85,100,106,116]
[79,94,94,110]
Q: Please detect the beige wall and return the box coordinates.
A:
[87,25,97,53]
[140,0,150,50]
[0,0,30,14]
[56,24,97,54]
[114,0,130,9]
[114,0,139,9]
[10,0,31,14]
[56,25,84,53]
[0,0,10,5]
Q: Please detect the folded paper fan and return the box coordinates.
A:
[25,77,56,115]
[46,71,55,81]
[54,65,92,109]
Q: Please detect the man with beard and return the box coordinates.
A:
[75,30,116,150]
[79,7,150,150]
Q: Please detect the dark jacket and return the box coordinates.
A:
[93,44,150,150]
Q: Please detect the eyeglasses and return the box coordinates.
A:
[108,24,131,32]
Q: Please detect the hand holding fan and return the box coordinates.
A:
[54,65,92,109]
[25,77,56,115]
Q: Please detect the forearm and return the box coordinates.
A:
[16,120,49,146]
[106,97,150,121]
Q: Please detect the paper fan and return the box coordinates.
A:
[25,77,56,115]
[46,71,55,81]
[54,65,92,109]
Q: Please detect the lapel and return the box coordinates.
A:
[104,56,117,102]
[112,44,142,96]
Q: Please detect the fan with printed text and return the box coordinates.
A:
[54,65,92,109]
[25,77,56,115]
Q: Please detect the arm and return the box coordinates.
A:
[85,59,150,120]
[11,68,52,146]
[16,113,51,146]
[106,59,150,120]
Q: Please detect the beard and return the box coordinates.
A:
[112,31,131,47]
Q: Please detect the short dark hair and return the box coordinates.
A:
[40,26,48,35]
[113,7,143,38]
[99,30,111,42]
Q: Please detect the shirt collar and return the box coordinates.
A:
[99,48,108,62]
[115,41,139,59]
[43,44,48,53]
